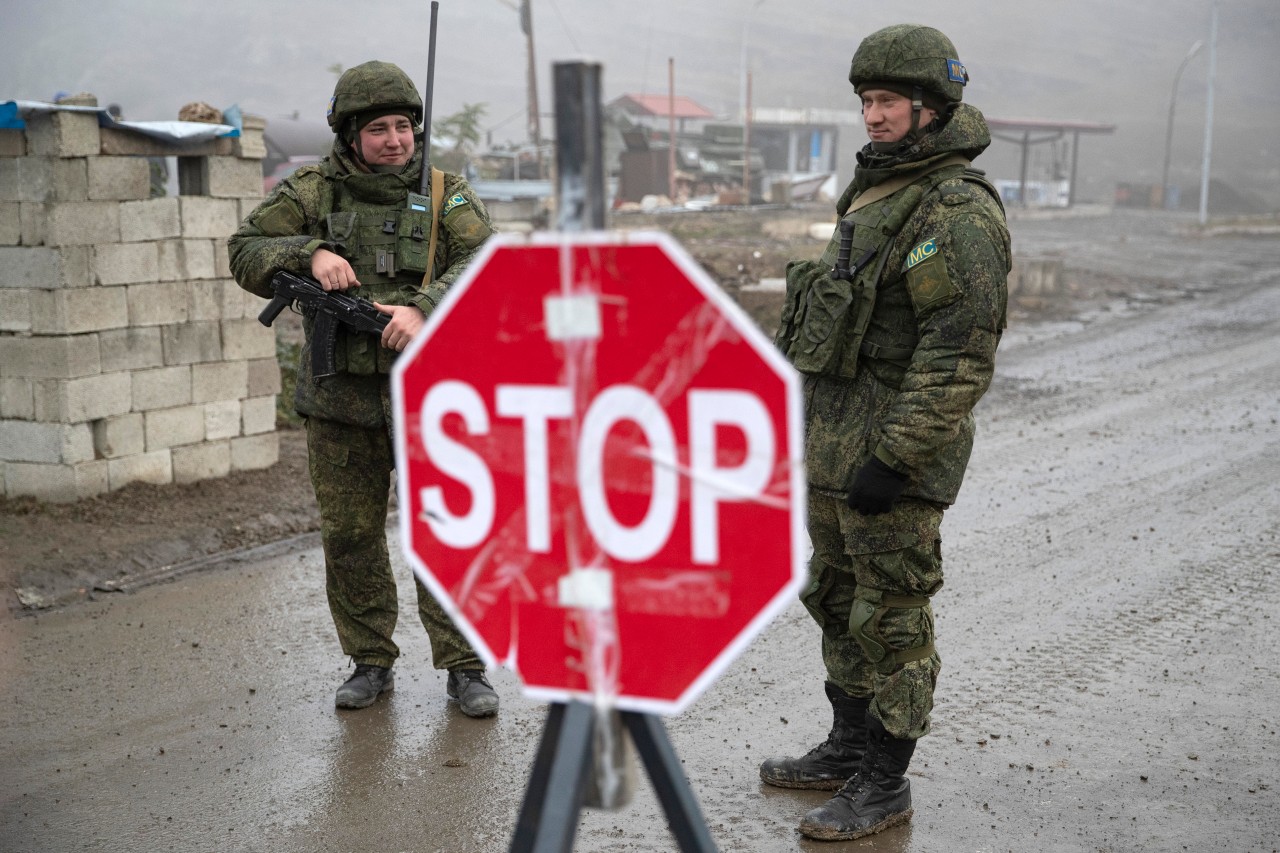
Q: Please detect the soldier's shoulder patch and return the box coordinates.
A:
[903,237,960,314]
[905,238,939,270]
[442,193,469,216]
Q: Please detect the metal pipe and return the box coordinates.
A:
[554,62,606,231]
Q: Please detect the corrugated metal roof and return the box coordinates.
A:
[610,94,715,120]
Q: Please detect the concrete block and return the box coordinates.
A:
[190,280,223,321]
[173,440,231,484]
[145,404,205,450]
[25,110,101,158]
[230,432,279,472]
[108,449,173,490]
[204,399,241,440]
[182,238,217,279]
[213,237,231,277]
[0,289,32,332]
[126,281,190,326]
[156,239,183,281]
[192,360,249,403]
[0,333,102,380]
[0,157,53,202]
[247,357,282,396]
[1,376,34,419]
[0,203,18,245]
[0,419,94,464]
[93,412,145,458]
[52,159,88,201]
[45,201,121,246]
[0,130,25,157]
[88,156,150,201]
[234,115,268,159]
[29,286,129,335]
[162,321,222,365]
[33,372,132,423]
[0,246,91,289]
[6,459,110,502]
[119,197,180,242]
[222,318,276,360]
[203,156,264,198]
[92,241,159,285]
[132,365,192,411]
[20,203,47,245]
[241,395,277,435]
[226,280,259,319]
[178,196,239,239]
[99,326,163,372]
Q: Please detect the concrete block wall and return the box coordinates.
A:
[0,100,280,502]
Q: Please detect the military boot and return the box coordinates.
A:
[447,669,499,718]
[335,664,394,709]
[798,715,916,841]
[759,682,870,790]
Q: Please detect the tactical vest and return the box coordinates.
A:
[775,161,999,380]
[308,162,443,377]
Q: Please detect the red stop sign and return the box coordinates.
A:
[392,232,805,714]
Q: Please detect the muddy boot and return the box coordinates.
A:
[798,716,916,841]
[335,664,394,709]
[759,682,870,790]
[447,669,499,718]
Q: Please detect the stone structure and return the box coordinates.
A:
[0,98,278,502]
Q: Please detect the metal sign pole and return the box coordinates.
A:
[553,61,606,231]
[507,59,717,853]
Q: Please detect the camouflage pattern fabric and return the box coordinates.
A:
[306,387,480,672]
[228,142,494,427]
[227,137,492,673]
[786,102,1009,740]
[803,493,941,740]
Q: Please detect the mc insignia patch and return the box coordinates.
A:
[906,238,939,270]
[442,193,469,216]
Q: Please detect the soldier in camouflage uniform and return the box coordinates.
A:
[761,25,1009,840]
[228,61,501,717]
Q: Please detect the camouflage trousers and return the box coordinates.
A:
[802,491,944,741]
[306,411,481,672]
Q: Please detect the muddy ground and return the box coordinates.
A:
[0,205,1129,618]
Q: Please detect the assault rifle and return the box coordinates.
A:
[257,270,389,380]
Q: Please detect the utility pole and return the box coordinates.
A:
[668,57,677,202]
[1161,40,1203,210]
[1198,1,1218,226]
[521,0,544,178]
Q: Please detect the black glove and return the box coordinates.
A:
[845,457,909,516]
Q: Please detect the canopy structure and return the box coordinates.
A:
[986,117,1115,207]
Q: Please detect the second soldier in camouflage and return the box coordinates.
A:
[761,24,1010,841]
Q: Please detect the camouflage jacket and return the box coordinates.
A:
[227,143,494,426]
[796,104,1010,504]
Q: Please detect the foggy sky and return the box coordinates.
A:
[2,0,1276,206]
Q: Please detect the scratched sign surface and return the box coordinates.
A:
[392,232,805,715]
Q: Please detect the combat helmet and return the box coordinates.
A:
[849,24,968,109]
[326,60,423,140]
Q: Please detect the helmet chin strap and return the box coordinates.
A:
[869,85,934,154]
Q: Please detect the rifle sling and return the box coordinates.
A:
[422,167,444,287]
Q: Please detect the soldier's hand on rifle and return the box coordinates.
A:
[374,303,425,352]
[311,248,361,291]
